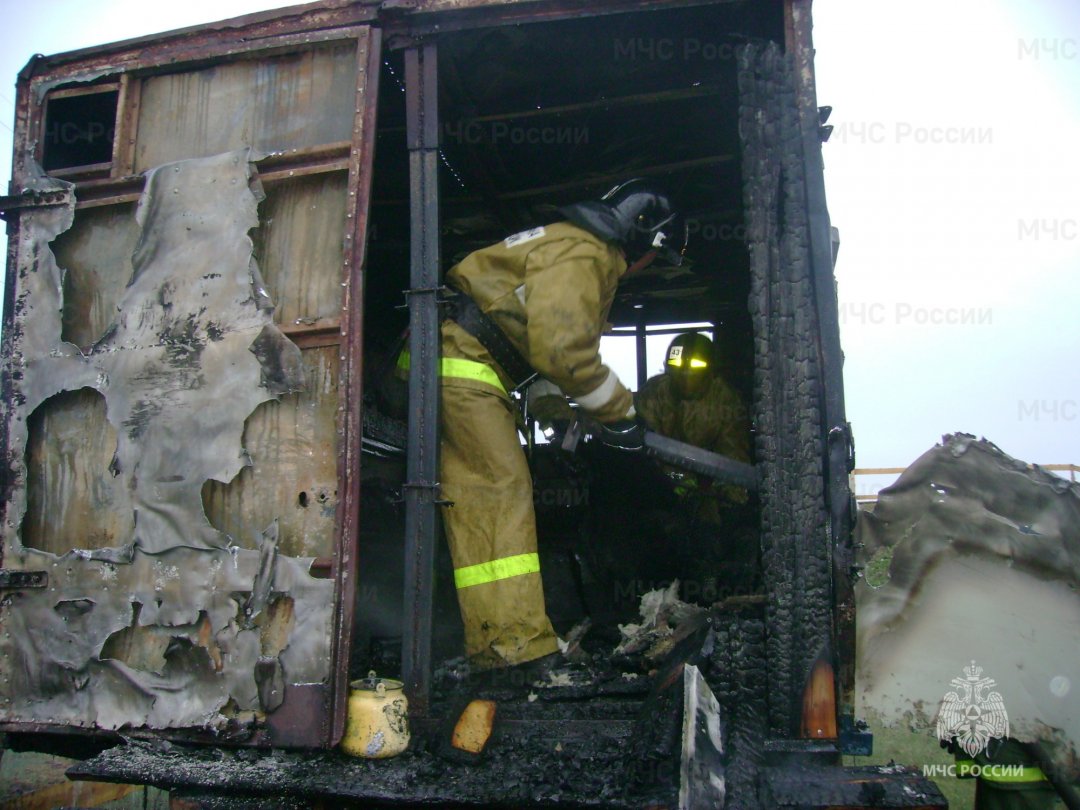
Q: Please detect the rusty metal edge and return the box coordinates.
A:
[21,1,379,81]
[328,24,383,750]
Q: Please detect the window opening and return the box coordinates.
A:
[42,85,119,174]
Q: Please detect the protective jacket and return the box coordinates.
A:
[636,372,751,463]
[438,222,631,669]
[446,221,633,421]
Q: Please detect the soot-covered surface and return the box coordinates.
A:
[71,685,658,807]
[0,151,332,734]
[71,604,775,807]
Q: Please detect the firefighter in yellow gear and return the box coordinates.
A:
[438,180,686,671]
[634,331,756,598]
[635,331,751,465]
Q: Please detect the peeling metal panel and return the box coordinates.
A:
[134,43,359,173]
[856,434,1080,783]
[253,173,349,328]
[202,345,340,559]
[0,543,332,730]
[51,204,140,349]
[0,149,335,738]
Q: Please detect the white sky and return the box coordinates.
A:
[1,0,1078,483]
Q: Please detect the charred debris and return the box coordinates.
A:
[1,0,942,807]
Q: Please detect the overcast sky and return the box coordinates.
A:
[1,1,1077,490]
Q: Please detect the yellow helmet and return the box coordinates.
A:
[664,332,713,398]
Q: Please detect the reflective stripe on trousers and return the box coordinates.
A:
[398,350,541,594]
[956,760,1049,784]
[396,349,507,394]
[453,552,541,589]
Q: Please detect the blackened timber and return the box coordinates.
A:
[738,41,832,740]
[456,83,729,125]
[787,0,858,724]
[496,156,736,201]
[371,155,739,208]
[384,0,741,47]
[401,42,441,717]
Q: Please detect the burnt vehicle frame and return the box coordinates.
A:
[0,0,926,806]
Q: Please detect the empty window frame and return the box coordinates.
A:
[41,83,120,175]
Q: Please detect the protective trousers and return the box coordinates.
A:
[439,322,559,669]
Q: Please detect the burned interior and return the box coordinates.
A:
[356,0,779,686]
[0,1,925,807]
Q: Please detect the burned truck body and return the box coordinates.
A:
[0,0,943,806]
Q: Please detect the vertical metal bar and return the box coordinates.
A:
[401,42,440,716]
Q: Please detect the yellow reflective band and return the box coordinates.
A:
[454,552,541,589]
[985,766,1047,784]
[955,761,1048,783]
[668,356,682,367]
[396,350,506,394]
[689,357,709,369]
[441,357,506,393]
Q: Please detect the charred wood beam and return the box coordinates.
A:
[384,0,742,48]
[383,83,730,134]
[374,155,737,207]
[739,41,833,741]
[493,155,737,200]
[787,0,857,726]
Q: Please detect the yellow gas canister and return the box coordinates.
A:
[341,672,410,758]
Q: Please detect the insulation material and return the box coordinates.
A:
[0,149,333,732]
[856,433,1080,785]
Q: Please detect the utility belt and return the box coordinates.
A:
[444,287,537,392]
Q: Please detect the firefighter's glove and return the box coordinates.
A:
[527,379,574,428]
[597,419,645,450]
